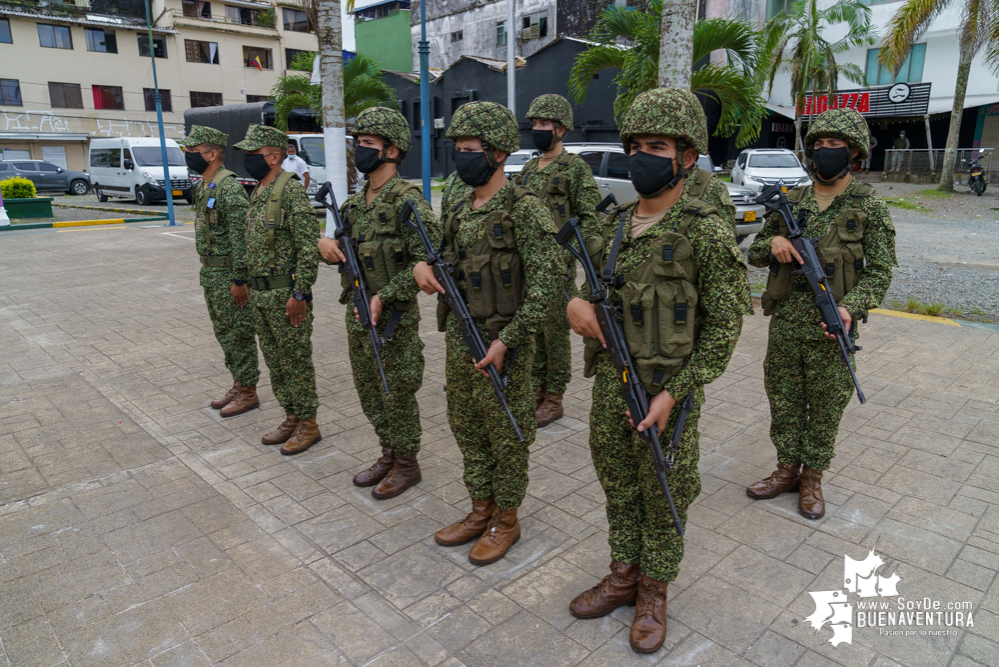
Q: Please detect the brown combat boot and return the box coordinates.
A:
[219,384,260,418]
[536,392,564,428]
[211,382,240,409]
[262,414,298,445]
[630,575,668,653]
[746,461,801,499]
[798,465,825,519]
[435,498,496,546]
[535,384,547,410]
[280,417,322,455]
[353,448,394,487]
[372,455,422,500]
[468,507,520,566]
[569,561,640,619]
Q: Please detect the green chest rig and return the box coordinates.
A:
[512,150,578,228]
[198,169,237,268]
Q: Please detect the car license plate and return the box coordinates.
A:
[172,189,182,196]
[743,211,756,222]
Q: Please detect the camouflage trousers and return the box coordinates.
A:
[202,270,259,386]
[532,293,573,394]
[347,311,424,457]
[446,320,537,511]
[764,318,855,471]
[253,294,318,420]
[589,355,702,583]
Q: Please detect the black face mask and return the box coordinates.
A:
[243,153,273,181]
[628,151,681,198]
[811,146,852,184]
[532,129,557,152]
[185,151,210,174]
[454,151,496,187]
[355,145,385,174]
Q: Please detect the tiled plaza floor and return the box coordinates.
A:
[1,222,998,666]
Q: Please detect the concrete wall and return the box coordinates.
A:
[356,10,414,72]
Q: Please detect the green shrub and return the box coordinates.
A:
[0,176,36,199]
[922,302,945,317]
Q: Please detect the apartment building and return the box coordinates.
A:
[0,0,318,170]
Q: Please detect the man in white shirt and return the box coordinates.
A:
[282,143,310,190]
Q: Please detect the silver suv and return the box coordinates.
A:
[731,148,811,192]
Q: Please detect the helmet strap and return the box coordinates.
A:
[664,140,688,190]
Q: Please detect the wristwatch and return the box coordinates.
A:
[292,290,305,301]
[232,279,245,287]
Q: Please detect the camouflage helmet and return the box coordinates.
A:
[352,106,412,158]
[804,108,870,161]
[446,101,521,155]
[619,88,709,156]
[526,94,573,129]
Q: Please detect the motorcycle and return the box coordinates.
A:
[962,151,990,196]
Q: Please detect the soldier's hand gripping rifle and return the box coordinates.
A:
[755,182,866,404]
[398,198,525,442]
[555,216,688,536]
[315,182,390,395]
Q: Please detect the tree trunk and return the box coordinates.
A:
[657,0,696,88]
[937,50,973,192]
[318,0,347,235]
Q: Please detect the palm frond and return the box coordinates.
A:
[568,46,629,103]
[880,0,951,71]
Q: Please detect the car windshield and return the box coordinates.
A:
[131,147,186,167]
[696,156,713,171]
[299,137,325,166]
[748,153,800,168]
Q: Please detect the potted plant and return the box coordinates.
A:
[255,8,275,28]
[0,176,54,219]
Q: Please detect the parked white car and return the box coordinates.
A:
[731,148,811,192]
[89,137,192,205]
[503,149,540,177]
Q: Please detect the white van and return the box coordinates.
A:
[88,137,193,206]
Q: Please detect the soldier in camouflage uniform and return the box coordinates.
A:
[746,108,896,519]
[441,170,473,216]
[415,101,562,566]
[234,124,322,455]
[177,126,259,417]
[566,89,751,653]
[317,107,441,499]
[514,94,602,427]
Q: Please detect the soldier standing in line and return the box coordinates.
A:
[565,89,751,653]
[317,107,440,499]
[234,124,322,455]
[178,126,259,417]
[746,108,896,519]
[513,94,601,427]
[414,101,562,566]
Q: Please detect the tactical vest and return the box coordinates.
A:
[438,185,533,339]
[340,178,421,309]
[686,166,737,235]
[761,183,874,317]
[582,199,716,396]
[512,150,578,228]
[199,168,237,261]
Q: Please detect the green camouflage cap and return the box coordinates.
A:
[176,125,228,148]
[526,94,573,129]
[352,106,411,156]
[620,88,709,156]
[232,124,288,151]
[804,108,870,161]
[446,101,520,155]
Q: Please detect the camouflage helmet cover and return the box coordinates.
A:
[232,124,288,151]
[352,106,412,154]
[446,101,521,155]
[804,108,870,161]
[177,125,228,148]
[526,94,573,129]
[619,88,709,156]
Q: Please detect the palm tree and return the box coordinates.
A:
[658,0,696,88]
[880,0,987,191]
[568,3,766,147]
[757,0,875,156]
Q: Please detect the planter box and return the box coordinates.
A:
[4,197,54,219]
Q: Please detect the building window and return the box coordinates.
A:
[138,34,167,58]
[85,28,117,53]
[766,0,791,19]
[93,85,124,110]
[866,43,926,86]
[182,0,212,19]
[0,18,11,43]
[243,46,273,69]
[247,94,269,102]
[283,8,310,32]
[38,24,73,49]
[497,21,506,47]
[190,91,223,107]
[226,5,262,25]
[186,39,219,64]
[451,30,463,42]
[0,79,21,106]
[522,12,547,39]
[286,48,312,70]
[48,82,83,108]
[143,88,172,112]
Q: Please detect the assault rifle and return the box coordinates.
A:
[399,198,525,442]
[556,216,688,536]
[595,193,618,214]
[315,182,390,395]
[754,182,867,404]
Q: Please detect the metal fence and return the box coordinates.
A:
[882,149,993,177]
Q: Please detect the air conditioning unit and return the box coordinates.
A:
[521,24,539,41]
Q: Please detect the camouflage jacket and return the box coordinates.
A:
[441,171,473,215]
[193,169,250,279]
[516,150,602,234]
[687,164,736,224]
[747,179,897,337]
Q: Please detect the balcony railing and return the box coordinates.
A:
[882,149,993,181]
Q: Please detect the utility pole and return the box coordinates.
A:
[318,1,347,237]
[419,0,431,200]
[506,0,515,113]
[144,0,175,226]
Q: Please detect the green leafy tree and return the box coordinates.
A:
[568,2,766,147]
[757,0,875,156]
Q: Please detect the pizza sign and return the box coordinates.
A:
[802,92,870,116]
[799,83,931,119]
